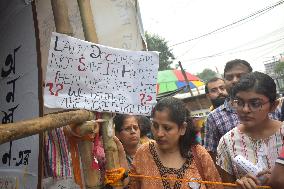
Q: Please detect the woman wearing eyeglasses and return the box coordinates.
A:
[216,72,284,189]
[114,114,141,167]
[114,97,222,189]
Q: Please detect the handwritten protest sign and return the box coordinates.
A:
[44,32,159,115]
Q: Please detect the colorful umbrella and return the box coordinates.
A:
[157,69,204,94]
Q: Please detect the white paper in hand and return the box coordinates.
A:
[233,155,261,176]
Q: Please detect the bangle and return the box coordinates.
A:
[122,170,129,181]
[105,168,128,186]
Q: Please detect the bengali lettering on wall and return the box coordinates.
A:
[0,1,39,188]
[44,32,159,115]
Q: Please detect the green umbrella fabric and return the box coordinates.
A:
[157,70,177,83]
[158,70,178,93]
[157,69,204,94]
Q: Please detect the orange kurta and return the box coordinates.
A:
[130,142,222,189]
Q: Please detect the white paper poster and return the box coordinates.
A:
[44,32,159,115]
[0,0,39,188]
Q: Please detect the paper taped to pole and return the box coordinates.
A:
[44,32,159,115]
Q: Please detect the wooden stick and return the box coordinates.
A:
[0,110,94,145]
[178,61,194,97]
[76,0,125,172]
[78,142,101,188]
[32,1,44,188]
[77,0,98,42]
[76,1,101,188]
[70,120,102,189]
[70,120,100,136]
[101,114,120,170]
[50,0,73,35]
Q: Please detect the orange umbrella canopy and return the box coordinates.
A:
[157,69,204,94]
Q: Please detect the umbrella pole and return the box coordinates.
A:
[178,61,194,97]
[178,61,203,110]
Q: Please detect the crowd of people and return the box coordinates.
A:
[105,59,284,189]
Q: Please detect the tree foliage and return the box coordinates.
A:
[274,61,284,75]
[145,32,175,71]
[196,68,217,82]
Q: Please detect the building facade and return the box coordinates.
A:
[264,56,284,94]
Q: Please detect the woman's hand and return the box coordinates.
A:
[113,136,128,170]
[256,169,271,185]
[112,136,130,188]
[236,174,259,189]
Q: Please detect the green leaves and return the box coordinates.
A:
[274,61,284,75]
[145,32,175,71]
[196,68,217,82]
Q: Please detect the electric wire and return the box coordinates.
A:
[169,0,284,47]
[180,36,284,63]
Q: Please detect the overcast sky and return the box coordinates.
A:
[139,0,284,75]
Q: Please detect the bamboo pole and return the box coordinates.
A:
[76,0,121,180]
[65,120,101,189]
[77,128,101,188]
[32,1,44,188]
[50,1,97,188]
[0,110,94,145]
[77,1,102,188]
[50,0,73,35]
[77,0,98,42]
[78,141,97,187]
[73,121,99,136]
[101,114,120,170]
